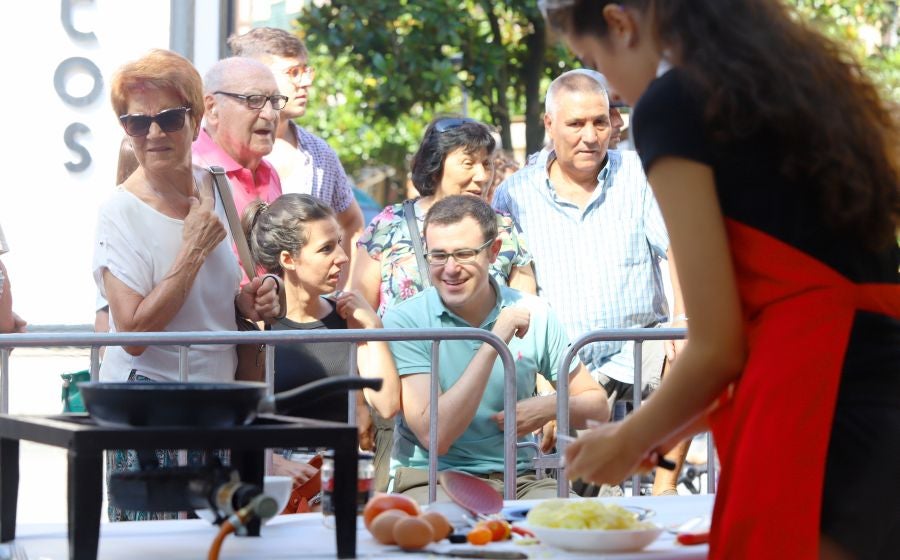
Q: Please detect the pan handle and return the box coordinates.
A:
[259,376,384,416]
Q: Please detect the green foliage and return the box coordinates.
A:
[296,0,577,179]
[295,0,898,183]
[789,0,900,99]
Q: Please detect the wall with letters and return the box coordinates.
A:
[0,1,221,326]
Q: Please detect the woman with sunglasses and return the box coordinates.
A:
[541,1,900,558]
[243,194,400,487]
[94,49,280,521]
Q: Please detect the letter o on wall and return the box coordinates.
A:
[54,56,103,107]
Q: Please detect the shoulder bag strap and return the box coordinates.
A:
[208,166,256,281]
[403,199,431,289]
[208,165,286,321]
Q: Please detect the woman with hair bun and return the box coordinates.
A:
[243,194,400,482]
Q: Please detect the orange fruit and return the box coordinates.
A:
[484,519,511,541]
[362,493,420,529]
[466,526,492,545]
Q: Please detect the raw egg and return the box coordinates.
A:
[369,509,410,545]
[421,510,452,542]
[393,516,434,550]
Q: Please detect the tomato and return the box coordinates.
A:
[483,519,511,541]
[466,526,493,545]
[362,493,420,529]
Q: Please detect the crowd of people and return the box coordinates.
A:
[2,2,897,557]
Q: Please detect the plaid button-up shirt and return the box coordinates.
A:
[493,149,670,383]
[265,121,355,213]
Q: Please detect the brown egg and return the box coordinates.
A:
[393,516,435,550]
[369,509,410,545]
[421,510,452,542]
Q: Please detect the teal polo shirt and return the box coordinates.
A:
[383,279,579,475]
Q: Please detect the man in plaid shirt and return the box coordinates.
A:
[229,27,365,280]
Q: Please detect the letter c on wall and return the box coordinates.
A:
[54,57,103,107]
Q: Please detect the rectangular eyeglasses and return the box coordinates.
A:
[425,238,495,265]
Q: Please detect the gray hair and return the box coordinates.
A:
[203,56,273,94]
[545,69,610,115]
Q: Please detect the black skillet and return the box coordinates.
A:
[79,376,382,428]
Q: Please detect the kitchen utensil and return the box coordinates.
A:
[80,376,382,428]
[394,548,527,559]
[438,471,503,516]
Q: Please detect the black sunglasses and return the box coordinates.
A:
[119,106,191,137]
[434,117,478,133]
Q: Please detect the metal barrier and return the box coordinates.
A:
[554,327,716,497]
[0,328,519,501]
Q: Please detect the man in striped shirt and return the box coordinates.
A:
[492,70,687,495]
[228,28,365,284]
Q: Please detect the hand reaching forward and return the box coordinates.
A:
[564,421,662,486]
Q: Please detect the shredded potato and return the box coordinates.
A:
[526,500,652,530]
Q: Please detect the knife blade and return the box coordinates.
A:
[395,548,528,559]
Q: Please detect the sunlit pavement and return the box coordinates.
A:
[5,347,99,523]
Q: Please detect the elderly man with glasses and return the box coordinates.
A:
[227,27,365,284]
[382,195,608,503]
[192,56,287,218]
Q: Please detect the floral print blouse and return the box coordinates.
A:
[358,198,534,316]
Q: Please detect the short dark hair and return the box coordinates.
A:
[242,193,335,275]
[227,27,308,61]
[424,195,498,244]
[410,116,496,197]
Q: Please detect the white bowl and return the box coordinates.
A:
[195,475,293,524]
[263,475,293,514]
[519,521,664,553]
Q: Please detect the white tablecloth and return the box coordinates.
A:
[3,495,714,559]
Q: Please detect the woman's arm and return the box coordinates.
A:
[508,263,537,294]
[0,260,14,333]
[335,290,401,418]
[347,249,382,312]
[566,157,747,485]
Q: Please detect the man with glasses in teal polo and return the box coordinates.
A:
[382,195,609,503]
[192,56,287,219]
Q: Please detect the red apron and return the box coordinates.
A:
[708,220,900,558]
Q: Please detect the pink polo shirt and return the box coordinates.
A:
[192,128,283,219]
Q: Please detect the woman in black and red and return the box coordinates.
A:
[545,1,900,558]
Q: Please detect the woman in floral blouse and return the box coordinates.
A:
[352,117,536,316]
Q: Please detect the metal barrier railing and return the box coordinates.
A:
[553,327,716,497]
[0,328,519,501]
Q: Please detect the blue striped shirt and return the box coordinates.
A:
[492,149,670,384]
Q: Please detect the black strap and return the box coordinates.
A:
[403,199,430,289]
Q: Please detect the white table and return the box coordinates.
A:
[2,495,713,559]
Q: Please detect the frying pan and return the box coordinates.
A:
[79,376,382,428]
